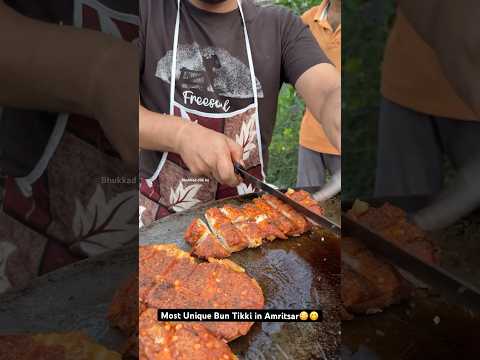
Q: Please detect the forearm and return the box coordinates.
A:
[312,85,341,150]
[139,105,186,152]
[295,64,341,152]
[0,1,133,118]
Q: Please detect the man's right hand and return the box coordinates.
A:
[174,121,243,187]
[139,106,243,187]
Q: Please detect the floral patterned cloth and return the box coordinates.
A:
[0,0,138,294]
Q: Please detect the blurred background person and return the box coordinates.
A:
[297,0,341,193]
[376,5,478,198]
[376,2,480,230]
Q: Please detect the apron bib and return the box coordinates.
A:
[140,0,265,227]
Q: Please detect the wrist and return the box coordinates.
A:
[91,40,138,121]
[173,120,193,154]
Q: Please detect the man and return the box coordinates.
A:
[0,0,138,292]
[138,0,341,226]
[376,1,480,230]
[297,0,341,191]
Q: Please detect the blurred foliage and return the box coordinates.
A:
[267,85,305,187]
[342,0,395,199]
[266,0,320,187]
[275,0,321,15]
[267,0,397,192]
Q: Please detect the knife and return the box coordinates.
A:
[234,163,341,236]
[343,215,480,313]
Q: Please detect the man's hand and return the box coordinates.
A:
[93,42,138,169]
[175,122,243,187]
[295,63,341,153]
[139,105,243,187]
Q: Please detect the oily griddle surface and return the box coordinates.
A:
[342,197,480,359]
[140,193,341,360]
[0,245,136,352]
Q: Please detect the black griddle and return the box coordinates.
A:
[0,244,136,351]
[0,189,341,360]
[141,192,341,360]
[341,197,480,360]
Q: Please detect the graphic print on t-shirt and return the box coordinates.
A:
[144,41,265,213]
[155,43,264,113]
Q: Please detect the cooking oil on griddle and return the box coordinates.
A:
[343,293,480,359]
[229,226,341,360]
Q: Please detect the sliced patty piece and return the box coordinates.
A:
[219,204,248,223]
[220,203,283,240]
[347,203,439,265]
[231,221,264,248]
[341,237,411,314]
[205,208,249,252]
[220,204,264,247]
[184,218,209,246]
[223,202,287,241]
[221,204,270,246]
[192,231,232,259]
[285,189,324,216]
[252,198,296,236]
[242,203,287,240]
[262,194,311,235]
[184,218,231,259]
[139,309,237,360]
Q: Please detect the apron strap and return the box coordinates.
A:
[170,0,182,115]
[15,113,68,197]
[237,0,265,179]
[238,0,257,106]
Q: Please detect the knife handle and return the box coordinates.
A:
[233,162,246,176]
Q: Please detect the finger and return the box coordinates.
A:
[201,151,222,182]
[210,161,223,185]
[216,152,239,187]
[227,138,245,167]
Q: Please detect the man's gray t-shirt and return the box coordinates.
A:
[139,0,329,178]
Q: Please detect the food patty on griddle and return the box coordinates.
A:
[0,332,121,359]
[185,190,323,259]
[139,309,237,360]
[109,244,264,359]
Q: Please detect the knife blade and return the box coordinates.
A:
[234,163,341,236]
[343,215,480,313]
